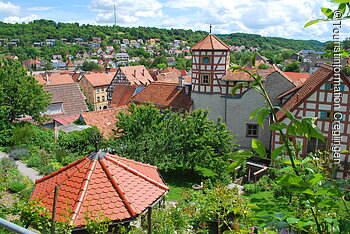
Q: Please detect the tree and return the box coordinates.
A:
[80,61,101,71]
[107,103,235,179]
[0,59,51,123]
[284,61,300,72]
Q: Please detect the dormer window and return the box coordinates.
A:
[203,57,210,64]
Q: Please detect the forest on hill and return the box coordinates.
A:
[0,19,325,50]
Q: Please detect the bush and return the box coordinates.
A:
[243,183,262,196]
[9,181,27,193]
[8,147,30,161]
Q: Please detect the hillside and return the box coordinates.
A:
[0,20,325,51]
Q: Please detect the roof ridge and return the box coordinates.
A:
[99,158,137,217]
[70,159,97,225]
[36,158,92,201]
[107,156,169,190]
[36,157,87,183]
[107,154,158,169]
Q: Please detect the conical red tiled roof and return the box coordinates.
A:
[191,34,230,50]
[31,152,169,227]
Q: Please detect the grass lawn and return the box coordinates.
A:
[246,191,294,218]
[161,167,217,201]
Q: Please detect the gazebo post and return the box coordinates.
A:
[51,185,59,234]
[147,206,152,234]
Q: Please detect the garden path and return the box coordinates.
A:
[0,152,42,182]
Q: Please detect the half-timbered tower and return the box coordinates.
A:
[191,34,297,150]
[272,64,350,179]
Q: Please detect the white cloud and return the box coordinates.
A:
[3,14,39,24]
[164,0,343,41]
[0,1,20,16]
[90,0,163,25]
[28,6,56,11]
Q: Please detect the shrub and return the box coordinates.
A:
[8,147,30,161]
[9,181,27,193]
[243,183,262,196]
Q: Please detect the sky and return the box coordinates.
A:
[0,0,349,42]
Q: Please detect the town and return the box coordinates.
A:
[0,4,350,234]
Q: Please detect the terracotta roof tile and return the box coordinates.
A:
[53,114,80,125]
[284,72,310,86]
[130,82,192,111]
[81,106,128,138]
[156,72,191,85]
[110,85,138,107]
[84,72,116,87]
[119,65,154,85]
[222,68,276,81]
[191,34,230,50]
[35,74,74,85]
[31,153,169,227]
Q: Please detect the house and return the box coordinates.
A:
[115,53,129,61]
[41,83,89,128]
[52,55,62,60]
[272,64,350,179]
[122,39,129,44]
[33,42,43,47]
[66,59,76,71]
[31,151,169,230]
[190,34,297,150]
[92,37,101,43]
[130,80,192,112]
[35,73,75,86]
[79,106,128,138]
[107,65,154,106]
[78,71,116,110]
[45,39,56,47]
[167,57,176,66]
[22,59,42,70]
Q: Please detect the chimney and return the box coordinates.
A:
[105,66,111,74]
[45,73,50,84]
[178,75,184,89]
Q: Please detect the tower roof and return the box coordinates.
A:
[31,153,169,227]
[191,34,230,50]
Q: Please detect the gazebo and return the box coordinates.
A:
[31,151,169,231]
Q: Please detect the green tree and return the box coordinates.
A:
[80,61,101,71]
[0,59,51,123]
[284,61,300,72]
[108,103,235,179]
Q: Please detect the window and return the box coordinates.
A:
[97,96,100,102]
[306,138,327,153]
[101,87,104,92]
[201,74,210,84]
[320,111,332,120]
[246,124,258,137]
[102,96,105,101]
[203,56,210,64]
[96,87,100,93]
[325,83,333,91]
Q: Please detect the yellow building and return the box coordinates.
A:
[78,71,116,110]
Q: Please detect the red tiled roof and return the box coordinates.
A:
[276,64,350,121]
[119,65,154,85]
[161,67,188,77]
[156,72,191,85]
[31,152,169,227]
[84,72,116,87]
[131,82,192,111]
[81,106,128,138]
[284,72,310,86]
[66,59,75,67]
[222,68,276,81]
[35,74,74,85]
[191,34,230,50]
[54,114,80,125]
[110,85,138,107]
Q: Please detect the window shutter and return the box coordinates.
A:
[340,84,345,92]
[320,112,326,119]
[325,83,330,91]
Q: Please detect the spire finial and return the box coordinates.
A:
[210,24,212,34]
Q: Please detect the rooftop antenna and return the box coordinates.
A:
[114,4,117,26]
[210,24,212,34]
